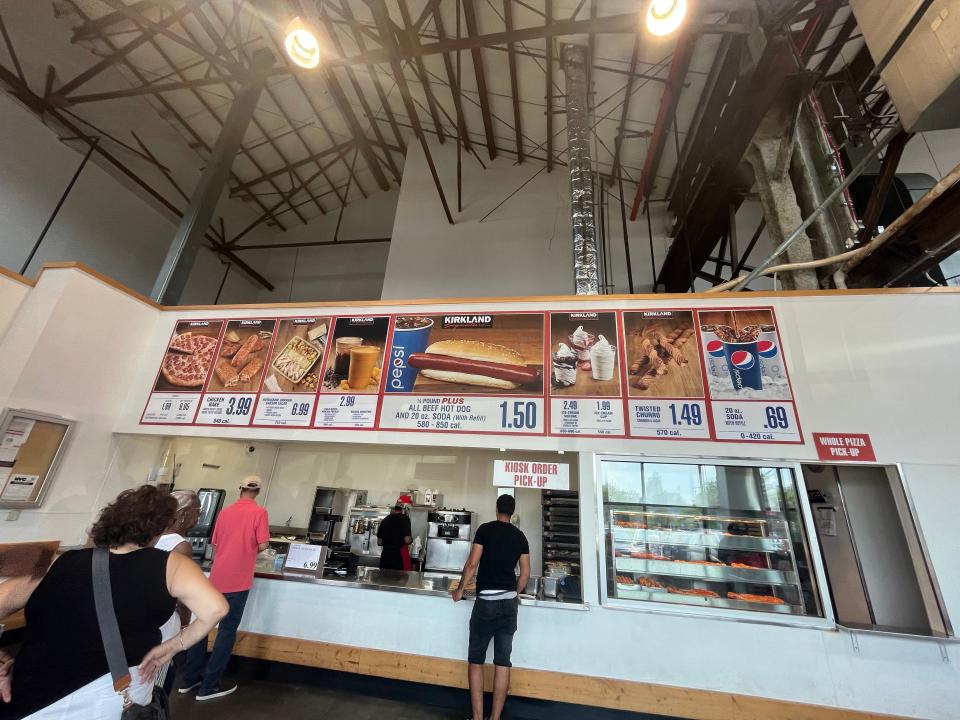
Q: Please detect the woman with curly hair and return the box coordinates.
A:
[0,485,227,720]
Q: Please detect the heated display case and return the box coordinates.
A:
[598,458,823,618]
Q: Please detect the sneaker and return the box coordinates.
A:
[177,681,201,695]
[196,684,237,701]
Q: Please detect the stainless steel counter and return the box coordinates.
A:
[251,566,587,610]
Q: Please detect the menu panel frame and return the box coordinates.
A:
[138,305,803,445]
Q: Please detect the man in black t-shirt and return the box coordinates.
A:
[452,494,530,720]
[377,503,412,570]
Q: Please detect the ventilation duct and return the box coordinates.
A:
[561,43,599,295]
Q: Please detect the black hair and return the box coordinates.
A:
[496,494,516,516]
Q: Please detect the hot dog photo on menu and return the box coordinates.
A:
[386,313,544,394]
[320,316,389,393]
[153,320,224,392]
[548,312,620,397]
[207,319,276,393]
[622,311,705,398]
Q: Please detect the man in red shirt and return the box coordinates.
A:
[180,476,269,701]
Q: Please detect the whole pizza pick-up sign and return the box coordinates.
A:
[493,459,569,490]
[813,433,876,462]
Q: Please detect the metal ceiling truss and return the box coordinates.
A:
[2,0,792,296]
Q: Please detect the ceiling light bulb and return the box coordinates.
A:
[646,0,688,37]
[284,17,321,69]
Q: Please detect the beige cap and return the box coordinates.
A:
[240,476,262,490]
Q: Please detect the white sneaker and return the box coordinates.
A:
[195,684,237,701]
[177,681,200,695]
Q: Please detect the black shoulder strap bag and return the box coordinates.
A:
[91,548,170,720]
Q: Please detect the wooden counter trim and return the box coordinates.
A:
[228,632,908,720]
[22,261,960,314]
[0,266,34,287]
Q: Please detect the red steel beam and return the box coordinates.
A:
[629,32,695,220]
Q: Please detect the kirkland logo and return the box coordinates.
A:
[568,312,598,320]
[348,317,375,325]
[442,315,493,328]
[641,311,674,317]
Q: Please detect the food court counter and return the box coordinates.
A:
[248,565,585,610]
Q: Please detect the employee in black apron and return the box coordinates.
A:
[377,502,413,570]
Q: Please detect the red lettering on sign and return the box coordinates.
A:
[814,433,876,462]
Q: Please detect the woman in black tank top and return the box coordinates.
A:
[0,486,229,720]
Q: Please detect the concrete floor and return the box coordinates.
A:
[171,679,454,720]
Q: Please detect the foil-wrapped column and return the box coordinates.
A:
[561,43,599,295]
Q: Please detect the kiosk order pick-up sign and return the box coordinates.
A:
[493,459,569,490]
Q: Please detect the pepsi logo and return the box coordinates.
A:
[706,339,725,357]
[757,340,778,359]
[730,350,755,370]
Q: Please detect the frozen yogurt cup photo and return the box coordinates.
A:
[549,313,621,397]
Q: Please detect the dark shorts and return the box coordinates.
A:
[468,598,519,667]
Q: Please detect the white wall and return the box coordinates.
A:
[180,190,398,306]
[0,268,162,543]
[0,272,30,341]
[0,92,176,296]
[383,139,779,299]
[3,267,960,718]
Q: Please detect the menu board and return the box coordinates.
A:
[379,312,545,435]
[314,316,389,429]
[139,306,801,444]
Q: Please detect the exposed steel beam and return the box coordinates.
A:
[330,1,408,157]
[0,62,274,292]
[230,140,356,195]
[629,31,696,220]
[462,0,496,159]
[315,7,400,184]
[369,0,453,224]
[433,2,472,152]
[50,75,240,105]
[398,0,446,144]
[71,0,160,41]
[857,129,913,244]
[545,0,553,173]
[502,0,522,161]
[63,0,287,231]
[609,34,640,185]
[56,3,194,98]
[94,0,246,77]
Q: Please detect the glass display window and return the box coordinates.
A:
[599,457,825,619]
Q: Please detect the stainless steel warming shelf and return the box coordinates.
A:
[615,557,799,587]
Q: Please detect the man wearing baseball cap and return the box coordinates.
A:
[180,476,269,701]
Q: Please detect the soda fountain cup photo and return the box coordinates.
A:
[387,317,434,392]
[757,325,785,381]
[723,340,763,391]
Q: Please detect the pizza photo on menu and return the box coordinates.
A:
[152,320,224,392]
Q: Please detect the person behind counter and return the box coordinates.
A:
[452,494,530,720]
[377,499,413,571]
[180,476,269,702]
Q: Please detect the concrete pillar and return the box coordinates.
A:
[790,103,858,275]
[746,102,820,290]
